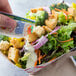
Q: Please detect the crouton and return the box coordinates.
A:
[33,26,45,37]
[8,47,19,63]
[0,41,10,51]
[45,18,57,30]
[68,8,76,16]
[27,32,38,42]
[10,38,25,49]
[31,9,37,13]
[43,26,52,32]
[45,14,58,30]
[38,8,44,11]
[74,16,76,22]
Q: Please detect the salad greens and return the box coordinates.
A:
[25,10,48,26]
[50,3,69,10]
[19,53,30,69]
[0,35,9,41]
[0,2,76,69]
[19,60,27,69]
[58,12,73,25]
[35,11,48,26]
[58,23,76,40]
[20,53,30,61]
[57,23,76,51]
[40,23,76,55]
[40,35,57,54]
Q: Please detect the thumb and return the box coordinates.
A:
[0,14,17,31]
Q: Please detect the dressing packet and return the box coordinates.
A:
[0,12,35,38]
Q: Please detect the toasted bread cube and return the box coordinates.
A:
[74,16,76,22]
[0,41,10,51]
[45,14,58,30]
[43,26,52,32]
[45,19,57,30]
[27,32,38,42]
[38,7,44,11]
[68,8,76,16]
[10,38,25,49]
[8,47,19,63]
[33,26,45,37]
[31,9,37,13]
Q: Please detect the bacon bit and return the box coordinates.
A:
[59,38,73,43]
[48,57,56,62]
[55,8,61,12]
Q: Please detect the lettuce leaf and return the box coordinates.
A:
[0,35,9,41]
[50,3,69,10]
[40,35,57,54]
[58,12,74,25]
[57,23,76,51]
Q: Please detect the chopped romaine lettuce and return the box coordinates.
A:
[50,3,69,10]
[25,10,48,26]
[35,11,48,26]
[0,35,9,41]
[57,23,76,51]
[40,35,57,54]
[58,12,74,25]
[20,53,30,61]
[19,53,30,69]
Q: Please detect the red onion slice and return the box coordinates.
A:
[33,36,48,50]
[45,26,60,37]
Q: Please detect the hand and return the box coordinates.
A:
[0,0,12,13]
[0,0,16,31]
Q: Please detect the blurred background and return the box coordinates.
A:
[0,0,76,76]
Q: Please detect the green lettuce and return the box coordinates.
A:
[57,23,76,51]
[58,12,74,25]
[50,3,69,10]
[19,53,30,69]
[35,11,48,26]
[20,53,30,61]
[40,35,57,54]
[0,35,9,41]
[25,10,48,26]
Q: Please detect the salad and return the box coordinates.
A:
[0,2,76,69]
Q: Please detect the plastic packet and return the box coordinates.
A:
[0,12,35,38]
